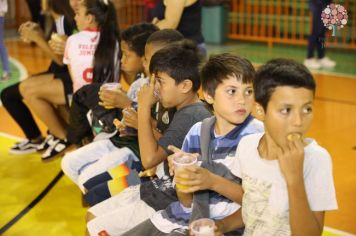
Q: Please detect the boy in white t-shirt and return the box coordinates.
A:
[233,58,337,235]
[171,58,337,235]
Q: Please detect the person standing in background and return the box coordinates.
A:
[26,0,45,30]
[150,0,207,58]
[0,0,10,82]
[304,0,336,70]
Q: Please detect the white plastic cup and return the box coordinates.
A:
[172,155,197,190]
[101,82,121,91]
[100,83,121,109]
[191,218,215,236]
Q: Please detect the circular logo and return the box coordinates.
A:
[321,4,348,36]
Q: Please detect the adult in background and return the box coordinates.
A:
[26,0,45,30]
[304,0,336,70]
[150,0,206,58]
[0,0,10,81]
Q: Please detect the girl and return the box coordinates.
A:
[61,23,159,196]
[0,0,78,155]
[40,0,121,159]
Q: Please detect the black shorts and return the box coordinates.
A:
[54,71,73,106]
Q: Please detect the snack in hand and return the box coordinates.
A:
[138,167,156,177]
[287,133,302,141]
[113,118,125,129]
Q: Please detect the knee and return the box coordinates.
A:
[19,81,35,100]
[61,152,81,183]
[0,83,20,105]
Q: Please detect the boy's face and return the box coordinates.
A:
[120,41,143,74]
[154,72,181,108]
[261,86,314,147]
[142,43,163,76]
[205,75,254,127]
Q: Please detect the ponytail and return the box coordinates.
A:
[85,0,121,83]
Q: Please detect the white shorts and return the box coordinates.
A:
[87,185,156,236]
[61,139,138,192]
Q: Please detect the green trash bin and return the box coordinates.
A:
[202,5,227,44]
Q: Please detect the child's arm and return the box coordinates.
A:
[214,209,244,234]
[19,22,63,65]
[98,89,132,109]
[137,76,167,169]
[152,0,185,30]
[168,146,243,204]
[278,140,324,235]
[176,165,243,204]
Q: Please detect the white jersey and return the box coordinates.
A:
[63,29,100,92]
[231,133,338,236]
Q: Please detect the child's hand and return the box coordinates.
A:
[137,74,158,108]
[122,108,138,129]
[18,22,43,43]
[276,138,305,185]
[98,88,130,109]
[49,35,67,55]
[175,165,214,193]
[138,167,156,178]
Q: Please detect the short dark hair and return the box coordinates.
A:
[255,58,316,110]
[149,39,201,92]
[201,53,256,97]
[146,29,184,47]
[121,23,159,57]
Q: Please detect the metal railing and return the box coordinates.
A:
[228,0,356,49]
[10,0,356,50]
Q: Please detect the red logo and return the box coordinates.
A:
[82,67,93,83]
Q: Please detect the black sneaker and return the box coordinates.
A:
[36,132,55,152]
[42,138,72,160]
[9,139,41,155]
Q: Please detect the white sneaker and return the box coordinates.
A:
[318,57,336,68]
[304,58,321,70]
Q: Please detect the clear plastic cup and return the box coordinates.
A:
[101,82,121,91]
[191,218,215,236]
[172,155,197,190]
[100,83,121,109]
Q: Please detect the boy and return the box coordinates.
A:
[86,35,212,236]
[228,58,338,235]
[168,59,337,235]
[123,53,264,235]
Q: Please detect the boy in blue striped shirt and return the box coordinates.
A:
[123,53,264,235]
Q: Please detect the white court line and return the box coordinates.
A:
[10,57,29,81]
[324,226,356,236]
[0,132,22,141]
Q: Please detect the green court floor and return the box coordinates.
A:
[207,41,356,77]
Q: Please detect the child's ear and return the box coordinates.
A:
[87,14,95,25]
[180,79,193,93]
[203,91,214,104]
[254,103,265,121]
